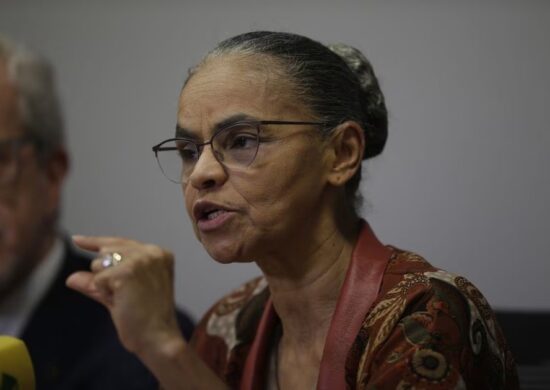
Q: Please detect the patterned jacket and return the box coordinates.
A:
[191,244,519,389]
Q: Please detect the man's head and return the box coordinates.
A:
[0,35,68,300]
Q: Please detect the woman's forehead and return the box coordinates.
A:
[177,55,306,134]
[180,55,289,106]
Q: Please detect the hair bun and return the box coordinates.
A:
[328,44,388,159]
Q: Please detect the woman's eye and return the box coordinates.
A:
[227,133,258,149]
[177,144,198,162]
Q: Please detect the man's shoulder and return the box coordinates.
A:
[23,240,127,353]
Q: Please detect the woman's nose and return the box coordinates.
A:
[187,145,228,190]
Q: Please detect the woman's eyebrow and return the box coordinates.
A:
[175,113,259,139]
[213,113,258,132]
[174,126,198,140]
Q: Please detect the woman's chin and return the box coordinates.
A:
[203,241,252,264]
[208,250,254,264]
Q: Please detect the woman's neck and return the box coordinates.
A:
[257,213,360,351]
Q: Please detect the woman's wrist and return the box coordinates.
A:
[135,326,188,365]
[137,331,229,390]
[136,332,190,389]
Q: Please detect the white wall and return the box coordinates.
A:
[1,0,549,320]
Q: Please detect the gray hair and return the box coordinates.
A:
[0,34,64,156]
[187,31,388,207]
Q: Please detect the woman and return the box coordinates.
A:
[67,31,518,389]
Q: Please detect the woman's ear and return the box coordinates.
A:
[325,121,365,187]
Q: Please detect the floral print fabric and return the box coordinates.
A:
[191,248,519,389]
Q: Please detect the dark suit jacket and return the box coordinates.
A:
[21,241,194,390]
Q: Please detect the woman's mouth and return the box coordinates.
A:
[204,209,226,220]
[194,202,234,232]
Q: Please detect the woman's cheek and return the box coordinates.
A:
[183,187,194,218]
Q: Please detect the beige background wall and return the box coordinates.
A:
[2,0,549,320]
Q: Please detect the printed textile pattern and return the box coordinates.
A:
[191,248,519,389]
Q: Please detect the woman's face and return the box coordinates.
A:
[178,55,331,263]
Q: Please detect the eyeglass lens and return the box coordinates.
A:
[155,123,260,184]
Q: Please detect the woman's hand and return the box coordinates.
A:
[66,236,183,356]
[66,235,229,389]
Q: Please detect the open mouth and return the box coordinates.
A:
[201,209,227,221]
[193,201,233,229]
[195,205,233,232]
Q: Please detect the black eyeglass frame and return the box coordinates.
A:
[151,120,325,183]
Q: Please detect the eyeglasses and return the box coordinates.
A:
[152,120,324,184]
[0,135,35,186]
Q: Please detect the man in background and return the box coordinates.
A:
[0,34,193,389]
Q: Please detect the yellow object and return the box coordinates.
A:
[0,336,35,390]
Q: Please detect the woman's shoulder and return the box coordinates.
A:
[378,246,496,320]
[200,275,268,320]
[372,246,507,353]
[192,275,269,341]
[190,276,270,380]
[350,247,519,388]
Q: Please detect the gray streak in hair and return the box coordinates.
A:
[0,34,64,156]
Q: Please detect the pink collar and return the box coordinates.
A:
[240,221,392,389]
